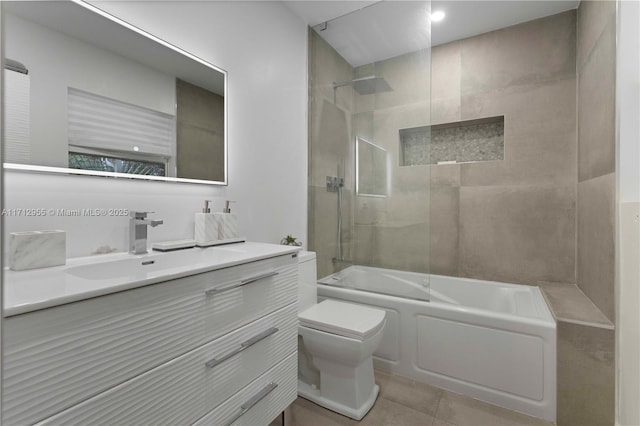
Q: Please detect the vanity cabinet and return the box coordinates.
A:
[3,250,299,425]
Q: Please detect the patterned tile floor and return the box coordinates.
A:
[286,370,555,426]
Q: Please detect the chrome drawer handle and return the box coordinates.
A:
[205,271,279,296]
[223,382,278,426]
[205,327,279,369]
[240,270,279,285]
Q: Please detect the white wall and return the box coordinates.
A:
[3,1,308,259]
[616,0,640,206]
[615,0,640,424]
[616,2,640,205]
[5,13,176,167]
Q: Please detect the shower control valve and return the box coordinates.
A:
[326,176,344,192]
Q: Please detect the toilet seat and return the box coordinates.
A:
[298,300,386,340]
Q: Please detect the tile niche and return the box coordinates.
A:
[399,115,505,166]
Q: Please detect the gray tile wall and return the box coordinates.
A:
[557,322,615,426]
[577,173,616,321]
[310,7,615,310]
[176,78,225,182]
[430,10,578,285]
[459,186,576,285]
[352,49,431,273]
[350,10,577,282]
[576,0,617,323]
[307,30,355,279]
[538,280,616,426]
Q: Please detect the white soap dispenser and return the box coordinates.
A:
[194,200,221,244]
[219,200,239,240]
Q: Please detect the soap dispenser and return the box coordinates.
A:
[219,200,239,240]
[194,200,221,244]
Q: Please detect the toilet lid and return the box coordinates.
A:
[298,300,386,340]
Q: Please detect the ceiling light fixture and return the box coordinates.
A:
[431,10,445,22]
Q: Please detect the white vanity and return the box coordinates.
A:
[3,242,299,425]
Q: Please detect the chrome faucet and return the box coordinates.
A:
[129,211,163,255]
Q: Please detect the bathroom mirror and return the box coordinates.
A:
[2,0,227,185]
[356,137,388,197]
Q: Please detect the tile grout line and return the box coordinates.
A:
[376,370,449,424]
[432,389,445,426]
[375,371,444,423]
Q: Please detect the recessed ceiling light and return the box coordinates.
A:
[431,10,445,22]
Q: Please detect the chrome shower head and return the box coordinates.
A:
[333,75,392,95]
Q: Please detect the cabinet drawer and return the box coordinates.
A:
[201,302,297,407]
[35,303,298,426]
[3,272,206,426]
[3,253,297,426]
[203,254,297,341]
[194,352,297,426]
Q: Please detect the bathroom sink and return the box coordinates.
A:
[66,249,206,280]
[4,241,300,317]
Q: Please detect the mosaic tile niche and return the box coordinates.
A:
[399,116,504,166]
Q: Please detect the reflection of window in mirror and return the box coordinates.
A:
[176,79,225,182]
[356,137,388,197]
[69,152,166,176]
[67,88,175,176]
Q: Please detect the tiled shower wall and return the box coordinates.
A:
[553,3,618,424]
[307,30,355,279]
[310,11,579,285]
[310,8,616,300]
[575,0,617,323]
[308,30,431,279]
[429,10,578,286]
[352,51,431,274]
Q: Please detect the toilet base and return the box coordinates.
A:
[298,379,379,420]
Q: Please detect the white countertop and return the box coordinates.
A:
[4,242,300,317]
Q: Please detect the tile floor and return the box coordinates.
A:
[287,370,554,426]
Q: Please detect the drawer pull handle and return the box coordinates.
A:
[223,382,278,426]
[205,271,279,296]
[240,270,279,285]
[205,327,279,369]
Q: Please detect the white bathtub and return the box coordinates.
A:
[318,265,556,422]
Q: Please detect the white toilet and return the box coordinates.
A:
[297,251,386,420]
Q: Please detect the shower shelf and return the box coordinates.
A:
[399,115,505,166]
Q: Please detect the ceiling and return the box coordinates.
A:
[283,0,580,67]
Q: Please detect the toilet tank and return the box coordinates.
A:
[298,251,317,313]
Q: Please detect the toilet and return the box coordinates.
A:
[297,251,386,420]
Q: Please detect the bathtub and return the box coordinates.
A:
[318,265,556,422]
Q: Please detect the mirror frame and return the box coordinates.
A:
[2,0,228,186]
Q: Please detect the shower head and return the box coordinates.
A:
[334,75,392,95]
